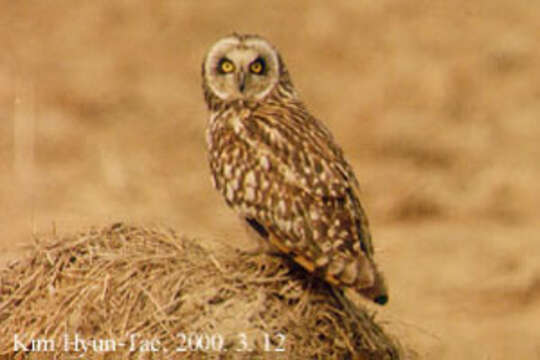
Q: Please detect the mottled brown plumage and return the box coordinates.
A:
[202,33,388,305]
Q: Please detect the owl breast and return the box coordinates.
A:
[207,106,274,223]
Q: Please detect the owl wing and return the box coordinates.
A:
[218,104,379,292]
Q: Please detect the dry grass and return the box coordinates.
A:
[0,223,406,359]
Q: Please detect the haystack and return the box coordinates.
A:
[0,223,403,359]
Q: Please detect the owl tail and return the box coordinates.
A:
[357,267,389,305]
[327,253,389,306]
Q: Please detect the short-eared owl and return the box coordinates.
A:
[202,33,388,305]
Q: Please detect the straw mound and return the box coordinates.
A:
[0,223,402,359]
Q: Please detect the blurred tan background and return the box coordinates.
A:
[1,1,539,358]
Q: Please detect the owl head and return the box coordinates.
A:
[202,33,295,108]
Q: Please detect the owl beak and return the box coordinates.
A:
[236,71,246,93]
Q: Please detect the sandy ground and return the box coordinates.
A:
[1,1,539,358]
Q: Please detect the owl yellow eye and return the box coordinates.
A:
[249,58,266,74]
[218,58,235,73]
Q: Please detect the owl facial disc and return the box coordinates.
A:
[203,34,280,101]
